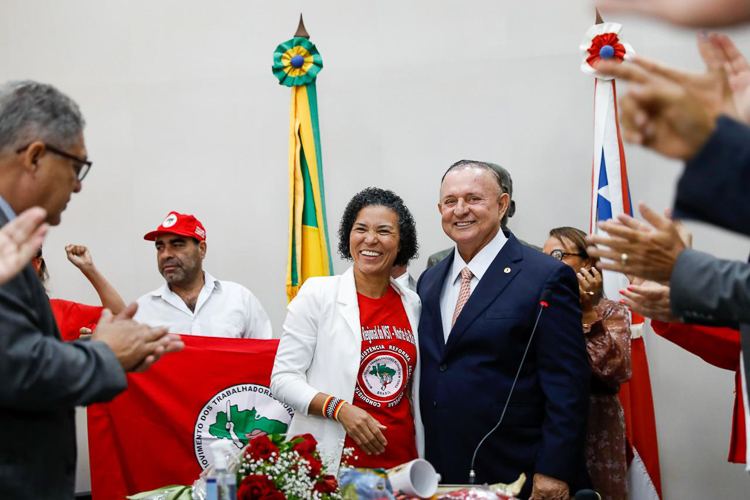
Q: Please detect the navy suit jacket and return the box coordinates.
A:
[674,115,750,237]
[673,114,750,420]
[417,232,590,497]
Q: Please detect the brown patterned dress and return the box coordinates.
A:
[583,299,632,500]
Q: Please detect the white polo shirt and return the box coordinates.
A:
[134,271,273,339]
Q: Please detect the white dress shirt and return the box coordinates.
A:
[134,271,273,339]
[394,270,417,293]
[439,229,508,342]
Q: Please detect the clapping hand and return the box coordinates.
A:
[596,0,750,28]
[92,302,184,373]
[619,277,679,322]
[586,202,686,284]
[0,207,48,286]
[595,34,736,160]
[711,33,750,124]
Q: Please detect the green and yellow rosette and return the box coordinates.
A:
[272,37,323,87]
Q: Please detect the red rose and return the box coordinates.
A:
[300,452,323,477]
[291,433,318,454]
[245,434,278,461]
[314,474,339,494]
[237,474,284,500]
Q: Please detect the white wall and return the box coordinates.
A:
[1,0,749,497]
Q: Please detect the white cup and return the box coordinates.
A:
[387,458,441,498]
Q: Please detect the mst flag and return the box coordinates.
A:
[581,20,663,499]
[273,17,333,302]
[87,336,293,499]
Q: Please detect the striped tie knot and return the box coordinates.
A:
[451,267,474,328]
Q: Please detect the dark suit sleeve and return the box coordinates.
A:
[0,269,127,411]
[670,248,750,328]
[673,115,750,236]
[534,264,590,483]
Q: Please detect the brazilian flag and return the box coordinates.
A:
[273,35,333,301]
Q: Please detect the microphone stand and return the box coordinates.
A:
[468,289,551,484]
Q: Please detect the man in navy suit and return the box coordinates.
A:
[417,160,590,499]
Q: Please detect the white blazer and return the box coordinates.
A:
[270,267,425,475]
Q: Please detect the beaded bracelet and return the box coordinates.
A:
[323,396,346,421]
[321,396,334,418]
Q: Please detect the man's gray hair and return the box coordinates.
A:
[441,159,505,197]
[0,80,85,155]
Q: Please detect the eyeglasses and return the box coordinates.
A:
[16,143,92,182]
[549,249,586,261]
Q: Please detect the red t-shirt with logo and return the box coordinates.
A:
[344,286,418,468]
[50,299,103,341]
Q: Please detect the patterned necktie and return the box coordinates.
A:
[451,267,474,328]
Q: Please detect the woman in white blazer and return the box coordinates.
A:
[271,188,424,476]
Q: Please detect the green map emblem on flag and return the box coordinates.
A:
[193,384,294,469]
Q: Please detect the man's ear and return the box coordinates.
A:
[498,192,510,220]
[20,141,46,174]
[199,241,207,258]
[436,202,442,215]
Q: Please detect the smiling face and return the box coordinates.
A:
[155,234,206,286]
[439,166,509,262]
[349,205,401,280]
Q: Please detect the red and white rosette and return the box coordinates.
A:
[580,22,635,80]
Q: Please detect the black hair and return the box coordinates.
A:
[337,187,419,267]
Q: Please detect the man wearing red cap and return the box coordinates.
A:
[134,211,273,339]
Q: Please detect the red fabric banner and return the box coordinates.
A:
[88,336,293,499]
[618,331,663,498]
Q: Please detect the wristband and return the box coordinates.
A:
[333,400,345,421]
[321,395,334,418]
[324,396,346,420]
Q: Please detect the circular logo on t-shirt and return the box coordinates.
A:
[162,213,178,228]
[359,350,407,403]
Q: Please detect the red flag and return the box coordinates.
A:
[618,315,663,498]
[87,336,294,499]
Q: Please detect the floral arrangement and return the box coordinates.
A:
[236,433,341,500]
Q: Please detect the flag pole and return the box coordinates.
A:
[273,16,333,302]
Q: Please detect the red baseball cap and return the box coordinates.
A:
[143,212,206,242]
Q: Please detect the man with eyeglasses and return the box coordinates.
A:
[0,80,184,499]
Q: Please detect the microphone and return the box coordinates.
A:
[468,289,552,484]
[574,490,601,500]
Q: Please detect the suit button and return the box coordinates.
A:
[433,401,437,408]
[439,364,447,372]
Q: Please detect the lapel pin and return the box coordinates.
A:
[504,267,511,274]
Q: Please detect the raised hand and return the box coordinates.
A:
[65,244,93,270]
[596,0,750,28]
[0,207,48,285]
[577,267,603,313]
[711,33,750,124]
